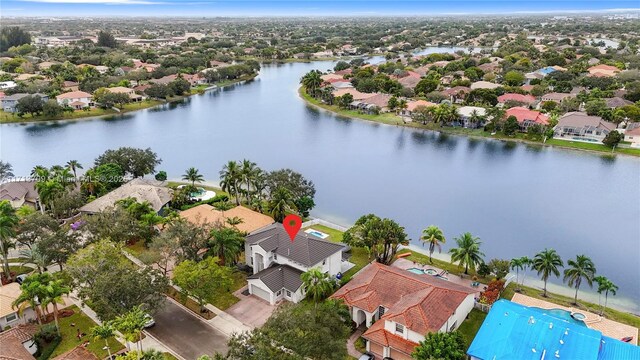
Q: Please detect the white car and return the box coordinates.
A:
[143,314,155,328]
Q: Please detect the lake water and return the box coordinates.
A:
[1,48,639,313]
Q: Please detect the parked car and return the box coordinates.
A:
[15,274,28,284]
[358,353,374,360]
[143,314,155,328]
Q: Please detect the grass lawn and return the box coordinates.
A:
[49,305,124,359]
[207,270,247,310]
[8,265,34,276]
[457,309,487,349]
[501,282,640,329]
[167,287,216,320]
[163,353,179,359]
[395,249,492,284]
[124,240,146,257]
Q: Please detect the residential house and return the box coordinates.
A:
[468,300,640,360]
[470,81,501,90]
[245,223,345,305]
[312,50,334,58]
[95,65,109,74]
[209,60,232,68]
[149,75,178,85]
[498,93,537,107]
[397,72,422,90]
[182,73,207,86]
[399,100,436,117]
[359,93,393,113]
[540,92,575,104]
[180,204,274,234]
[15,74,39,82]
[56,91,93,109]
[331,263,475,360]
[107,86,144,102]
[604,97,633,109]
[62,81,79,92]
[0,325,39,360]
[587,64,621,77]
[321,73,344,82]
[1,93,49,113]
[442,86,471,104]
[457,106,487,128]
[332,88,376,101]
[505,107,550,131]
[53,345,100,360]
[0,283,38,329]
[554,112,617,143]
[0,181,39,209]
[79,178,173,214]
[624,127,640,148]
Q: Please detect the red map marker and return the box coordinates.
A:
[283,214,302,242]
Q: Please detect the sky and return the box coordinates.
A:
[1,0,639,17]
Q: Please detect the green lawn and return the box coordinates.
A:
[501,282,640,329]
[166,181,227,196]
[208,270,247,310]
[9,265,34,276]
[49,306,124,359]
[124,241,146,257]
[457,309,487,349]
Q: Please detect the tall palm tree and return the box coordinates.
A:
[510,256,531,291]
[300,70,323,97]
[268,187,295,223]
[0,161,14,181]
[31,165,49,179]
[240,159,257,204]
[91,322,116,360]
[66,160,83,181]
[301,268,335,307]
[20,247,51,274]
[593,275,607,308]
[12,279,44,325]
[419,225,445,263]
[35,180,64,213]
[209,227,244,266]
[42,279,70,334]
[182,167,204,187]
[219,161,241,206]
[563,255,596,305]
[595,277,618,316]
[532,248,564,297]
[0,200,19,281]
[449,232,484,275]
[519,256,532,287]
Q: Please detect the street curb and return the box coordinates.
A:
[142,330,186,360]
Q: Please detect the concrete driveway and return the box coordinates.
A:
[225,287,276,328]
[146,298,229,359]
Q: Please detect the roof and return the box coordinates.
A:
[246,223,344,267]
[498,93,537,104]
[605,97,632,108]
[52,345,99,360]
[0,282,24,318]
[361,93,392,108]
[180,204,274,234]
[467,300,640,360]
[363,320,418,356]
[332,88,375,101]
[470,81,501,90]
[397,74,421,89]
[107,86,134,93]
[0,327,36,360]
[247,264,303,292]
[56,91,91,100]
[541,92,574,101]
[406,100,436,112]
[0,181,38,202]
[331,262,473,334]
[556,112,616,132]
[458,106,486,118]
[321,73,344,82]
[79,178,172,214]
[625,127,640,136]
[442,86,471,96]
[505,107,549,125]
[588,64,620,72]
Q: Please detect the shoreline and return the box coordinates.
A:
[298,87,640,158]
[0,75,257,126]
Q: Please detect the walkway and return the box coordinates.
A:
[511,293,638,345]
[347,326,365,358]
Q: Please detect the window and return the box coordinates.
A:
[274,253,278,260]
[378,306,385,318]
[5,312,18,323]
[286,290,292,297]
[250,257,253,265]
[395,323,404,334]
[276,290,282,296]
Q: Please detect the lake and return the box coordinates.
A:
[1,48,639,313]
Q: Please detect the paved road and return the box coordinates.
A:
[146,299,229,359]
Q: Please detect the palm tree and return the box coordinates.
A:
[12,278,44,325]
[42,278,70,334]
[593,275,607,308]
[20,247,51,274]
[226,216,244,229]
[30,165,49,179]
[449,232,484,275]
[595,277,618,316]
[209,227,245,266]
[300,70,323,97]
[419,225,445,263]
[66,160,83,181]
[0,200,19,281]
[91,322,116,360]
[35,180,64,213]
[268,187,296,223]
[113,306,148,355]
[0,161,14,181]
[563,255,596,305]
[219,161,241,206]
[519,256,532,287]
[301,268,335,307]
[182,167,204,187]
[240,159,257,204]
[532,249,564,297]
[510,256,531,292]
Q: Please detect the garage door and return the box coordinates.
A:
[251,284,271,303]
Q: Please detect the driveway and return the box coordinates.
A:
[146,298,229,359]
[225,287,276,328]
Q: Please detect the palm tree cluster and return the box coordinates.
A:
[31,161,81,213]
[220,159,266,207]
[300,70,323,97]
[12,272,70,334]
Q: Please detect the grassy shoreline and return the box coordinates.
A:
[0,75,256,125]
[299,87,640,157]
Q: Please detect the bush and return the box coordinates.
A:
[479,279,505,305]
[34,323,61,360]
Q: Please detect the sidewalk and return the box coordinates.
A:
[347,326,365,358]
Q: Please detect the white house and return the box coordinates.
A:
[457,106,487,128]
[0,81,17,90]
[56,91,94,109]
[245,224,345,305]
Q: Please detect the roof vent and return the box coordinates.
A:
[555,350,560,358]
[549,322,553,329]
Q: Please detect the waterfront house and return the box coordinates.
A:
[497,93,537,107]
[62,80,79,92]
[332,88,375,101]
[56,91,93,109]
[442,86,471,104]
[0,283,37,329]
[624,127,640,148]
[468,300,640,360]
[180,204,274,234]
[399,100,436,117]
[0,181,39,209]
[505,107,549,131]
[1,93,49,113]
[107,86,144,101]
[457,106,487,128]
[331,263,475,360]
[245,223,345,305]
[553,112,616,143]
[79,178,173,214]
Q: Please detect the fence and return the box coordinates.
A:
[301,218,350,232]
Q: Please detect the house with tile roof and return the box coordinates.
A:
[79,178,172,214]
[1,283,38,329]
[505,107,550,132]
[331,262,475,360]
[56,91,93,109]
[1,93,49,113]
[554,112,617,143]
[180,204,274,234]
[587,64,621,78]
[245,223,345,305]
[498,93,537,106]
[0,180,39,209]
[0,324,39,360]
[624,127,640,148]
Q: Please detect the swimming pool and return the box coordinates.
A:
[540,308,588,326]
[304,229,329,239]
[407,268,447,279]
[407,267,425,274]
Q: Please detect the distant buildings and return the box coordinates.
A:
[1,93,49,113]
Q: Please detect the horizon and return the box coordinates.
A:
[2,0,640,17]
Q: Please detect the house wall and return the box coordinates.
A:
[351,306,375,327]
[383,319,425,343]
[1,307,36,329]
[437,294,475,332]
[57,96,91,105]
[368,341,385,359]
[309,251,341,276]
[389,348,413,360]
[624,133,640,148]
[247,277,304,305]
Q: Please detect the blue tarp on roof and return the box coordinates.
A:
[467,300,640,360]
[537,66,558,75]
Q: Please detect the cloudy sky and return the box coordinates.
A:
[2,0,639,17]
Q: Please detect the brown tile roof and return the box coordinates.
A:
[56,91,91,100]
[442,86,471,96]
[79,178,172,214]
[398,74,421,89]
[331,262,473,334]
[180,204,274,234]
[361,93,392,108]
[363,320,418,356]
[406,100,436,112]
[0,282,25,318]
[0,327,37,360]
[556,112,616,132]
[52,345,98,360]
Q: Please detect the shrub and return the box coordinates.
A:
[479,279,505,305]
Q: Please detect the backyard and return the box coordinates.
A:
[457,309,487,349]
